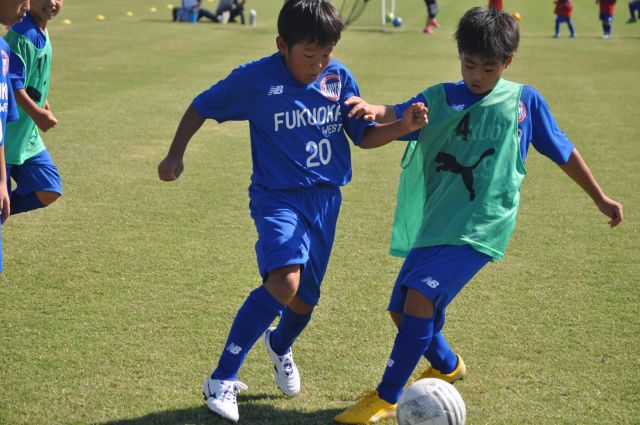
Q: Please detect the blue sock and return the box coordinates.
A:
[10,192,44,215]
[377,314,433,404]
[567,20,575,35]
[269,307,312,356]
[423,332,458,374]
[211,286,284,380]
[555,18,561,35]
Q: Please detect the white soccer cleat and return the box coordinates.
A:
[263,326,301,396]
[202,377,248,422]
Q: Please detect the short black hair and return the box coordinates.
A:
[455,7,519,63]
[278,0,345,47]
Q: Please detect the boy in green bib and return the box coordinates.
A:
[4,0,63,216]
[335,7,623,424]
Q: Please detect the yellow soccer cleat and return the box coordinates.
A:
[334,390,397,424]
[415,354,466,384]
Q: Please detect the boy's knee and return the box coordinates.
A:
[404,288,435,318]
[35,191,60,206]
[265,265,301,304]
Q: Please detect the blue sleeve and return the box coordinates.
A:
[393,93,428,141]
[519,86,574,165]
[8,51,25,90]
[340,69,375,145]
[7,77,19,122]
[192,65,250,123]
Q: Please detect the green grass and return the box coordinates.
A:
[0,0,638,423]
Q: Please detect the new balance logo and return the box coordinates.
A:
[226,343,243,355]
[268,85,284,95]
[421,276,440,289]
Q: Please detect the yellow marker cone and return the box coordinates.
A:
[167,4,174,9]
[96,14,105,21]
[126,11,134,17]
[149,7,157,12]
[62,18,72,25]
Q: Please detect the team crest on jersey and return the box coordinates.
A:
[518,100,527,123]
[1,51,8,77]
[320,74,341,101]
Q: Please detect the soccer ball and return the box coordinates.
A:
[397,378,466,425]
[512,12,522,22]
[392,16,403,27]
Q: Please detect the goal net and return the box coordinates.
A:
[336,0,396,31]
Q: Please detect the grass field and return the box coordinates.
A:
[0,0,638,424]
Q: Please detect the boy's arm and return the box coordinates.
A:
[559,148,623,227]
[158,103,206,181]
[358,103,427,149]
[14,89,57,132]
[344,96,398,123]
[0,146,9,223]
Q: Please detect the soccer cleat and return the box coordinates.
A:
[552,33,560,38]
[334,390,397,424]
[263,327,301,396]
[422,26,434,34]
[415,354,466,384]
[202,377,248,422]
[429,18,441,28]
[601,33,611,39]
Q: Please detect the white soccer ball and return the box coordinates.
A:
[397,378,466,425]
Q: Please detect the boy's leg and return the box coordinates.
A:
[377,292,435,404]
[211,282,288,380]
[567,19,575,36]
[265,186,341,392]
[9,150,61,215]
[554,17,561,37]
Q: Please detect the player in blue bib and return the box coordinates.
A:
[158,0,426,421]
[0,0,29,272]
[337,7,623,423]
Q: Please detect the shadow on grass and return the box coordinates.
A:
[101,393,344,425]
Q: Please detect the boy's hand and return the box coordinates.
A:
[400,102,428,132]
[158,155,184,181]
[596,196,623,227]
[35,108,58,132]
[344,96,376,121]
[0,186,9,224]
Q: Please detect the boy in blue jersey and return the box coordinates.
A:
[4,0,62,216]
[158,0,426,421]
[0,0,30,272]
[335,7,623,424]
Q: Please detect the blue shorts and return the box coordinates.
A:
[249,184,341,306]
[388,245,490,317]
[6,150,62,196]
[599,13,613,24]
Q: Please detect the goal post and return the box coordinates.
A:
[336,0,397,31]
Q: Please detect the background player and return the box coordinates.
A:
[4,0,63,215]
[597,0,617,38]
[336,6,623,423]
[554,0,576,38]
[158,0,426,422]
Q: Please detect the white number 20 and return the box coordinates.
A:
[306,139,332,168]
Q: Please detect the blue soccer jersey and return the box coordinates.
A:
[1,39,19,147]
[193,52,372,190]
[394,80,575,165]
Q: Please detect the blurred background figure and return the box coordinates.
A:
[554,0,576,37]
[488,0,503,9]
[173,0,219,22]
[215,0,246,24]
[423,0,440,34]
[627,0,640,22]
[596,0,617,38]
